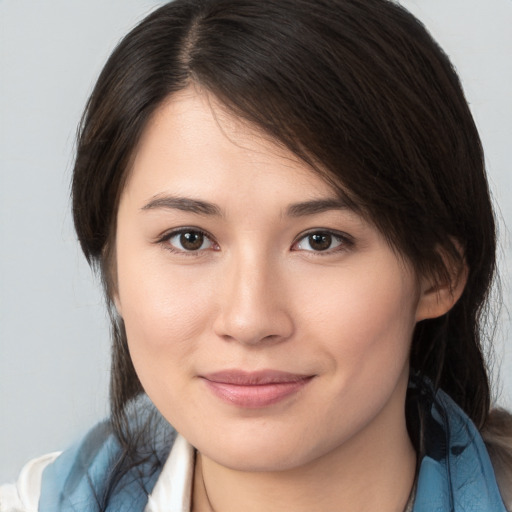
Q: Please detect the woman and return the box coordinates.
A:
[1,0,511,510]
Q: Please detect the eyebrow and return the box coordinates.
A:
[141,195,350,218]
[286,198,351,217]
[141,195,223,216]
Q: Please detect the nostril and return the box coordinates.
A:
[213,307,294,346]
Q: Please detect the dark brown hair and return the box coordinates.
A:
[73,0,497,456]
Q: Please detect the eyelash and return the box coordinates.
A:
[156,228,354,256]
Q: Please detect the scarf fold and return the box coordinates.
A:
[39,381,507,511]
[39,396,174,511]
[412,381,507,511]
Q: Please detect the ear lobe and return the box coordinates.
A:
[415,260,468,322]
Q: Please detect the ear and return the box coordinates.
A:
[113,294,123,317]
[415,252,468,322]
[102,241,123,316]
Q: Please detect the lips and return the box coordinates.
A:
[200,370,314,408]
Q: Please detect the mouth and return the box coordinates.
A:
[199,370,315,408]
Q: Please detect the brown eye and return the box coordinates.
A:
[180,231,204,251]
[294,231,348,253]
[308,233,332,251]
[165,230,215,252]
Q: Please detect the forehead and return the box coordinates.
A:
[123,87,340,208]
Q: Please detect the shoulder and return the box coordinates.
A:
[482,408,512,511]
[0,419,113,512]
[0,452,60,512]
[1,395,176,511]
[411,380,511,511]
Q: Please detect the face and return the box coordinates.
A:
[115,87,427,473]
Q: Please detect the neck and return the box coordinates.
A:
[192,387,416,512]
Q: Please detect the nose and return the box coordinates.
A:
[212,251,294,346]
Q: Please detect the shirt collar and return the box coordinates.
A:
[145,434,195,512]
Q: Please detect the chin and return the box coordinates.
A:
[204,442,307,472]
[190,422,327,473]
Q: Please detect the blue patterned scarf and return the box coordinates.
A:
[40,383,507,511]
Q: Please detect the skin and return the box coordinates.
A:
[114,87,463,512]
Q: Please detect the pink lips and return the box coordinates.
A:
[200,370,314,408]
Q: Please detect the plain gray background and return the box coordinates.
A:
[1,0,511,483]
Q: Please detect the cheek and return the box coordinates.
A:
[293,259,419,371]
[122,270,200,344]
[115,241,216,386]
[288,262,419,439]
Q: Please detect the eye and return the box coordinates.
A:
[293,231,351,253]
[162,229,217,253]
